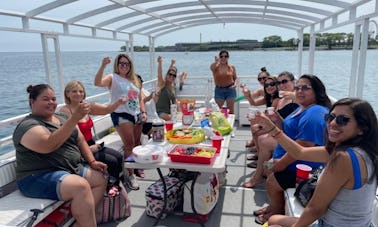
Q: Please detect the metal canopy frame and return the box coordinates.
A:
[1,0,377,98]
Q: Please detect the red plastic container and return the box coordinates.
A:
[168,144,216,164]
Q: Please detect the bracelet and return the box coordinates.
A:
[271,129,283,138]
[89,159,96,165]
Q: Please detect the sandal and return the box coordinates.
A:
[254,215,266,225]
[245,140,254,147]
[134,169,145,178]
[247,161,257,168]
[253,206,269,216]
[247,154,258,160]
[255,213,269,225]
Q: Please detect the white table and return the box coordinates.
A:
[124,114,235,226]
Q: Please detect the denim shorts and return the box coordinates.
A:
[17,167,88,201]
[214,86,236,101]
[111,112,141,126]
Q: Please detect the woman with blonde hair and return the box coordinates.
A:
[94,54,146,190]
[60,80,125,184]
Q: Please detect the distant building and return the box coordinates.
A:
[173,39,262,51]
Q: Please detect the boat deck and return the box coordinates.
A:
[100,122,269,227]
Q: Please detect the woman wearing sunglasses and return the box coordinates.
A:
[242,76,279,166]
[210,50,238,114]
[253,74,332,224]
[243,67,270,148]
[256,98,378,227]
[243,72,298,188]
[155,56,187,121]
[94,54,146,190]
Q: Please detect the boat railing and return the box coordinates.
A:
[0,76,260,159]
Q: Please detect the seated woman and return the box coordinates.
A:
[253,75,332,224]
[243,71,298,188]
[256,98,378,226]
[60,80,125,184]
[14,84,107,227]
[155,56,187,121]
[242,66,269,148]
[242,75,279,165]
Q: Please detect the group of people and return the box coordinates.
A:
[227,63,377,225]
[12,50,378,226]
[13,53,188,226]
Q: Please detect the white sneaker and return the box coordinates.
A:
[127,174,140,190]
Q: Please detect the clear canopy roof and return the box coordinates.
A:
[0,0,377,41]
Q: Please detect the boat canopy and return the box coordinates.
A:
[1,0,377,97]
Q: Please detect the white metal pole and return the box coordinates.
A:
[41,33,53,85]
[52,35,65,103]
[349,24,361,97]
[356,18,369,98]
[308,25,316,74]
[297,29,304,77]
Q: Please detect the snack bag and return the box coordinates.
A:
[208,112,232,135]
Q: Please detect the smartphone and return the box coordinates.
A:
[98,142,105,150]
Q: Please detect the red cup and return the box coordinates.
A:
[296,164,312,182]
[165,121,173,131]
[211,136,223,153]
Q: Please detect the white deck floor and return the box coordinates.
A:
[100,122,269,227]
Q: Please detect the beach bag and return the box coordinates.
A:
[145,176,183,219]
[182,172,219,220]
[294,177,317,207]
[96,182,131,224]
[209,112,232,135]
[294,167,323,207]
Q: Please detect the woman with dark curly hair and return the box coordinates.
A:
[253,74,332,224]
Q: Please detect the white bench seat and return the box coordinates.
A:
[0,190,63,226]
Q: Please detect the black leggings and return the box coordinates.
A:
[88,140,124,182]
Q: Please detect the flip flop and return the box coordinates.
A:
[247,154,258,160]
[255,214,269,225]
[253,206,268,216]
[245,140,254,147]
[247,161,258,168]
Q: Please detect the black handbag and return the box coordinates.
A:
[294,167,323,207]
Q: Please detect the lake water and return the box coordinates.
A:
[1,50,377,142]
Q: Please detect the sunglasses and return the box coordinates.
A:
[264,82,276,88]
[324,113,350,126]
[118,62,130,67]
[219,55,229,58]
[258,77,267,82]
[168,73,177,78]
[277,79,292,85]
[294,85,312,91]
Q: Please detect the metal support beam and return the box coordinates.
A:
[149,36,156,84]
[40,33,65,103]
[349,24,361,97]
[297,29,304,77]
[308,25,316,74]
[356,18,369,98]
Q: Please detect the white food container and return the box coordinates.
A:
[132,144,164,163]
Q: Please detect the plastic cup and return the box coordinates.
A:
[279,90,284,98]
[165,121,173,131]
[296,164,312,182]
[266,107,275,115]
[211,136,223,153]
[221,107,229,118]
